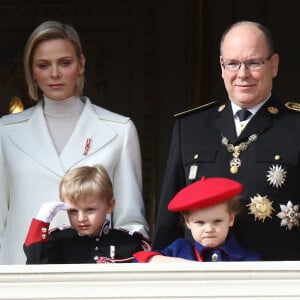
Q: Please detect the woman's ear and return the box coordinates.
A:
[79,54,86,75]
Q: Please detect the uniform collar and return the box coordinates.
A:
[194,233,247,261]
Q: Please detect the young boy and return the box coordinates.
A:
[134,176,260,262]
[24,165,150,264]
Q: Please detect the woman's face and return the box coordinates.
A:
[32,38,85,100]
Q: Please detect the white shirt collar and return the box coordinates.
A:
[231,94,271,120]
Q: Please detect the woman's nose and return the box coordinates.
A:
[50,66,60,79]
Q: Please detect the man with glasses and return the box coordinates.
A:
[153,21,300,260]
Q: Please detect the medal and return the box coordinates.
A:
[222,133,259,174]
[266,164,287,188]
[83,138,92,156]
[247,194,274,222]
[277,201,300,230]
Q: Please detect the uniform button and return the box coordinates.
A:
[95,246,99,251]
[274,154,280,160]
[94,255,99,261]
[211,253,218,262]
[95,237,100,243]
[41,234,46,240]
[41,227,47,233]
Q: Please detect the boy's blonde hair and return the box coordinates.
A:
[59,165,113,204]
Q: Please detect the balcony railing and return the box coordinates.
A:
[0,261,300,299]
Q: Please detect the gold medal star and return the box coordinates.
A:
[247,194,274,222]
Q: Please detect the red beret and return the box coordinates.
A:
[168,176,243,212]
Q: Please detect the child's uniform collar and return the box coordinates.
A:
[194,233,247,261]
[98,219,110,237]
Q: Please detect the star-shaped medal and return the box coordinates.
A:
[277,201,300,230]
[247,194,274,222]
[266,164,287,188]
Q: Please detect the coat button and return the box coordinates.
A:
[211,253,219,262]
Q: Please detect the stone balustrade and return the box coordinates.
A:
[0,261,300,299]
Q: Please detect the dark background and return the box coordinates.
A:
[0,0,299,235]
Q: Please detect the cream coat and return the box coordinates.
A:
[0,97,148,264]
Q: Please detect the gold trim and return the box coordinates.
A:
[174,101,219,117]
[285,102,300,112]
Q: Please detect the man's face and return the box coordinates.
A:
[220,24,279,108]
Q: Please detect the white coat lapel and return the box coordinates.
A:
[8,101,65,176]
[59,99,117,170]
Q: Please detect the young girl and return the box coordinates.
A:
[135,177,260,262]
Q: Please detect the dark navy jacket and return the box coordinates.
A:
[135,233,259,262]
[24,219,150,264]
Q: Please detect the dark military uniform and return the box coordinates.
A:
[153,96,300,260]
[24,219,150,264]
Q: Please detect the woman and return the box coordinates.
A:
[0,20,148,264]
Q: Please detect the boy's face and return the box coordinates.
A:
[184,202,235,248]
[64,194,114,237]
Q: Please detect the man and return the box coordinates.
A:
[153,21,300,260]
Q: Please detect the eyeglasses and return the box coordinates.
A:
[221,53,274,72]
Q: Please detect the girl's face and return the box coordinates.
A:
[184,202,235,248]
[65,195,114,237]
[32,38,85,100]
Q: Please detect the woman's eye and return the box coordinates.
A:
[60,60,72,66]
[37,64,49,69]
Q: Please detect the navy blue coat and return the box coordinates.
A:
[155,233,259,261]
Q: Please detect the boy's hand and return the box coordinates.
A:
[35,202,68,223]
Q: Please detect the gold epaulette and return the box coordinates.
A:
[285,101,300,112]
[174,101,219,118]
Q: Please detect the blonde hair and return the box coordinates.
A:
[59,165,113,205]
[24,20,85,101]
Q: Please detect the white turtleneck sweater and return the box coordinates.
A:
[43,96,84,155]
